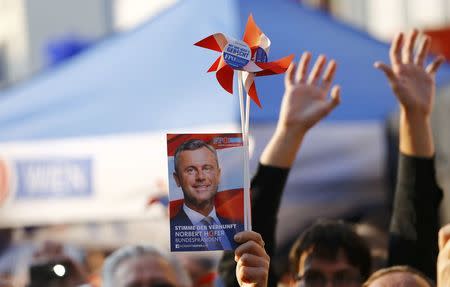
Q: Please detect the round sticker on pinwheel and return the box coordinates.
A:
[253,47,268,63]
[222,39,251,69]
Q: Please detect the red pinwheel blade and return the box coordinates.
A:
[216,62,234,94]
[255,54,294,77]
[246,81,261,108]
[194,33,228,52]
[207,56,222,72]
[242,14,263,48]
[243,73,262,108]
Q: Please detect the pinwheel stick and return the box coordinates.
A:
[238,71,252,231]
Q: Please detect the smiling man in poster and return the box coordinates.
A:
[167,135,245,252]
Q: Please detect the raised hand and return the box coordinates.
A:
[234,231,270,287]
[374,29,444,118]
[279,52,341,135]
[260,52,341,167]
[375,29,445,157]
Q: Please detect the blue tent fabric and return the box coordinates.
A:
[0,0,241,142]
[1,0,449,140]
[46,35,93,66]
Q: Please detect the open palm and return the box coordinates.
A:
[279,52,340,134]
[375,30,444,117]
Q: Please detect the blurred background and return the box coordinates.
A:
[1,0,450,88]
[0,0,449,286]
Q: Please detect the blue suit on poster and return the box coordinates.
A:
[170,207,244,252]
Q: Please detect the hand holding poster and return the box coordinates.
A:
[167,134,245,251]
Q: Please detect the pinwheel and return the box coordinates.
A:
[194,15,294,108]
[194,15,293,232]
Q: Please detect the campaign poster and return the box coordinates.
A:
[167,133,245,251]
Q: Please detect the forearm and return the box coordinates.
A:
[389,154,442,279]
[390,109,440,278]
[251,164,290,257]
[399,109,434,157]
[260,126,305,168]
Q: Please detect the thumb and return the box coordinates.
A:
[326,85,341,112]
[318,85,341,119]
[374,61,396,82]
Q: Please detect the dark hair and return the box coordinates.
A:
[289,219,372,280]
[173,139,218,173]
[362,265,435,287]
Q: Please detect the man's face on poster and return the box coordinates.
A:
[173,147,221,208]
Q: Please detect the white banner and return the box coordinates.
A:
[0,124,239,227]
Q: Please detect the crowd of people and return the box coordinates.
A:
[1,28,449,287]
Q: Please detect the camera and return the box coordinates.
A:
[27,259,73,287]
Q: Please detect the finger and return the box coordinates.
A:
[439,224,450,250]
[415,36,430,67]
[403,29,419,64]
[426,56,446,75]
[237,265,268,284]
[234,231,265,247]
[313,85,340,120]
[307,55,326,85]
[390,32,404,66]
[328,86,341,111]
[284,61,296,86]
[235,241,268,259]
[235,253,270,268]
[321,60,337,92]
[374,62,396,82]
[295,52,311,83]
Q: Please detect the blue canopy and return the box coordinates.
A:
[0,0,240,142]
[0,0,449,141]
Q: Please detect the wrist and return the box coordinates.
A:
[273,126,305,148]
[260,125,305,168]
[275,123,308,140]
[400,107,431,124]
[399,109,434,157]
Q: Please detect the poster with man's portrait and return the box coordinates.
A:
[167,133,245,252]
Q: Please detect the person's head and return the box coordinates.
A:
[289,219,371,287]
[102,245,192,287]
[173,139,221,213]
[362,266,434,287]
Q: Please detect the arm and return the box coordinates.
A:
[375,29,445,279]
[255,52,341,254]
[219,52,341,287]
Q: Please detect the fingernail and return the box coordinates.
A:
[234,234,241,242]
